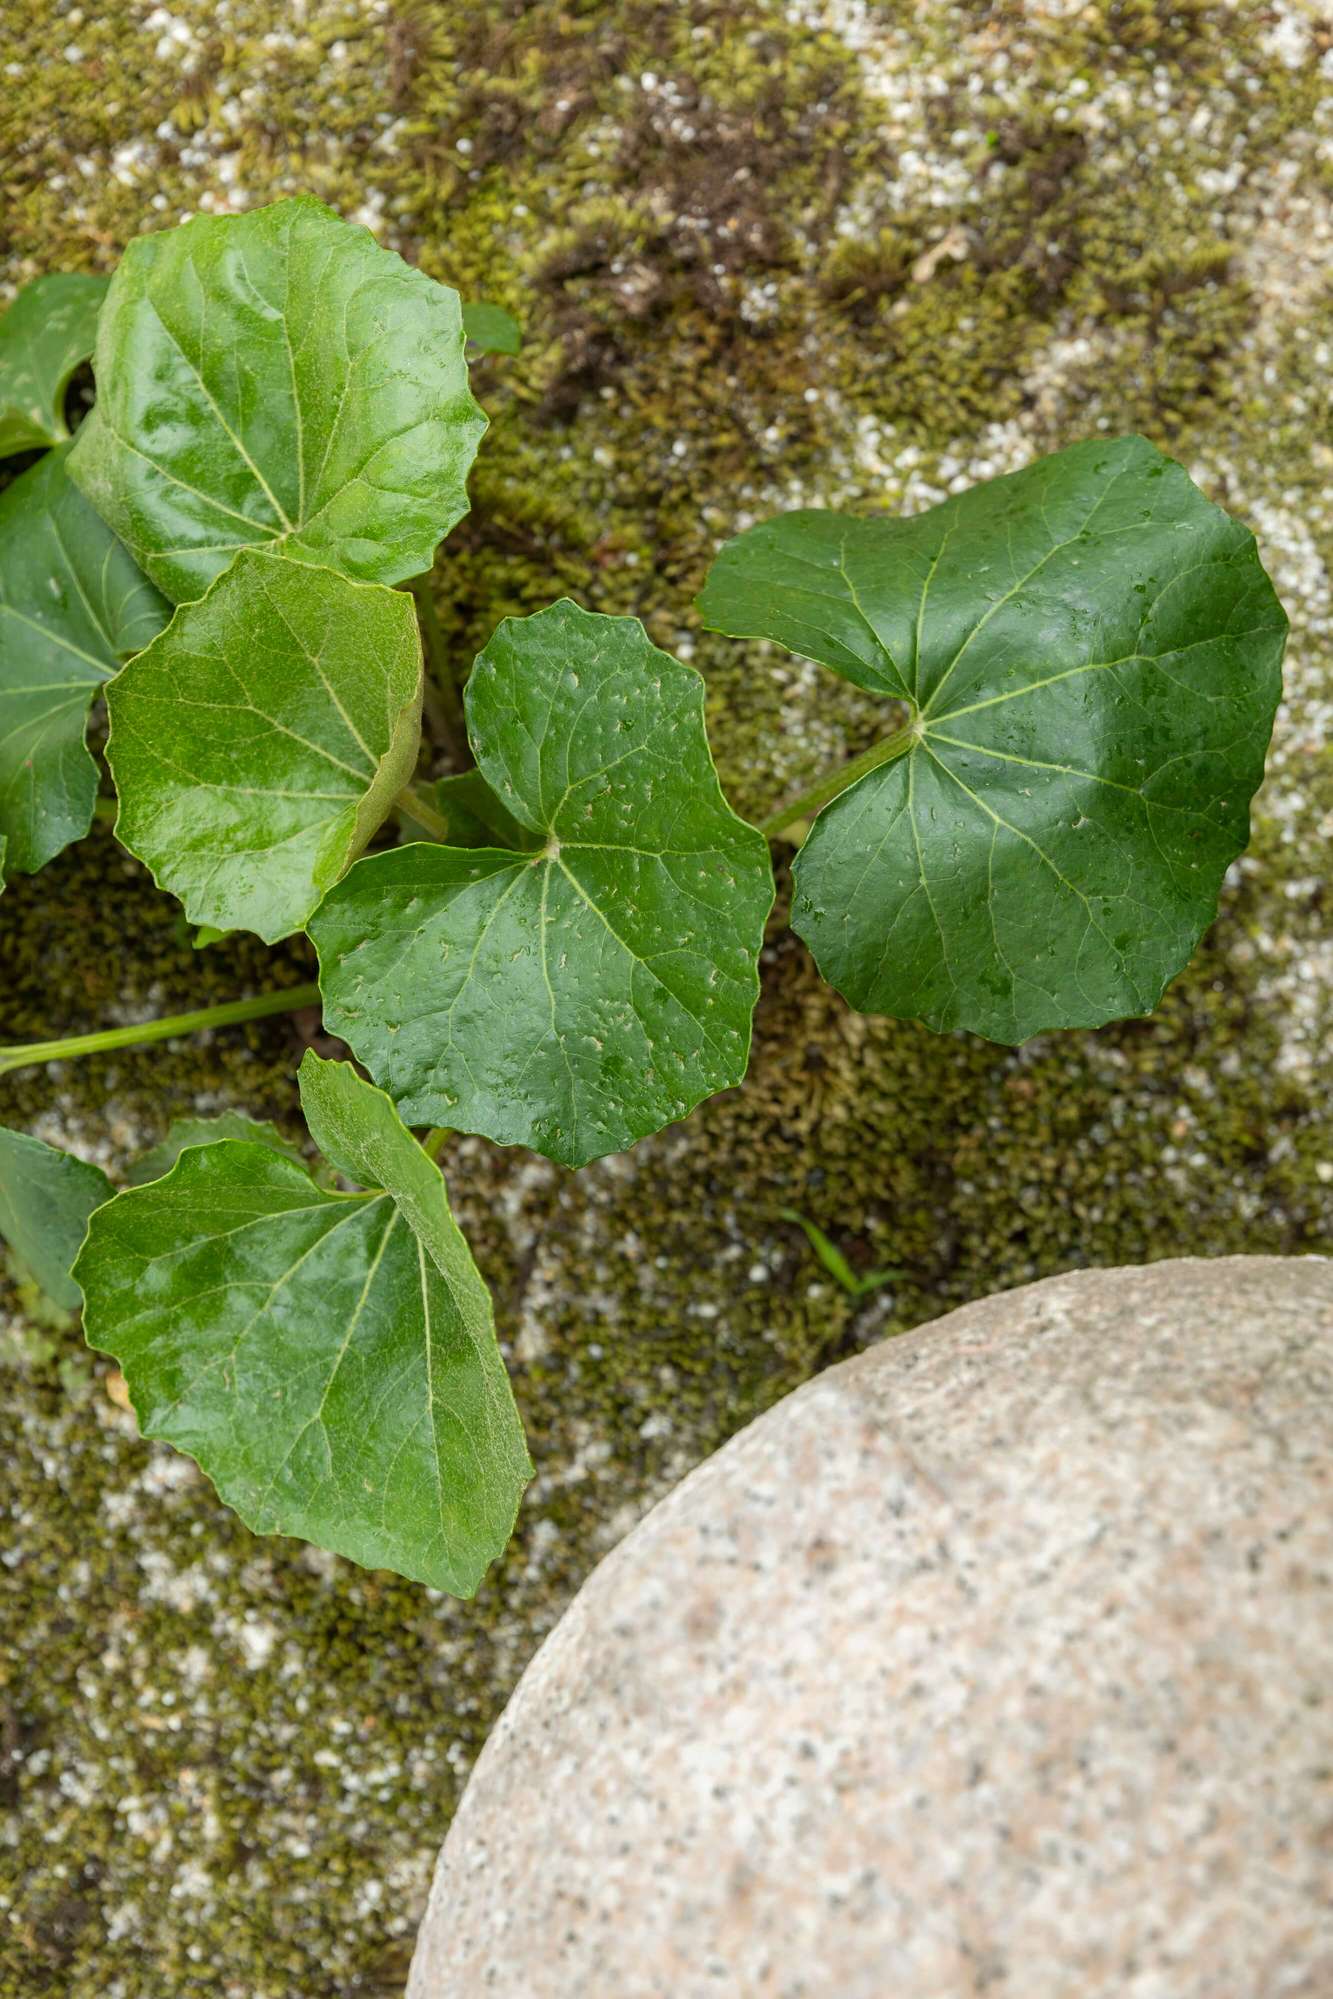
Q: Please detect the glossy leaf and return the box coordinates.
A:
[74,1053,532,1594]
[127,1112,307,1188]
[105,548,423,942]
[68,195,487,603]
[462,301,522,357]
[0,273,108,457]
[0,445,169,875]
[698,435,1286,1042]
[312,599,774,1167]
[0,1123,112,1310]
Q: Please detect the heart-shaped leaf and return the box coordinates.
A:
[74,1053,532,1594]
[68,195,487,604]
[311,599,774,1167]
[0,1123,112,1310]
[698,435,1287,1042]
[126,1112,308,1188]
[105,547,423,942]
[0,273,108,457]
[0,445,169,876]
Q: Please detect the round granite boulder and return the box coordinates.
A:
[409,1257,1333,1999]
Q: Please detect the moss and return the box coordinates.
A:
[2,0,1331,1992]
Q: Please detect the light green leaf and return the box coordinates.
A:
[0,445,169,875]
[698,435,1287,1042]
[427,768,541,851]
[0,1124,112,1310]
[74,1053,532,1594]
[0,273,108,457]
[105,547,423,942]
[461,301,522,357]
[311,599,774,1167]
[68,195,487,604]
[127,1112,307,1188]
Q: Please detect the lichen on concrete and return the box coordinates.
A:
[1,2,1330,1993]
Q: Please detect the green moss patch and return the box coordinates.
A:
[2,0,1330,1990]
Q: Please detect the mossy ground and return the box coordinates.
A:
[2,2,1330,1992]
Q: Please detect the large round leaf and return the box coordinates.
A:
[105,548,423,942]
[74,1054,532,1595]
[697,435,1287,1042]
[0,273,108,458]
[0,445,168,876]
[311,599,774,1168]
[67,195,486,604]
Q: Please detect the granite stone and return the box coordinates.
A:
[409,1256,1333,1999]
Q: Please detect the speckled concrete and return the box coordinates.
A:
[411,1257,1333,1999]
[6,3,1333,1988]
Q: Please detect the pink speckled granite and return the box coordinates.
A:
[409,1257,1333,1999]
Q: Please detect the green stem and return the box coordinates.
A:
[420,1127,450,1162]
[5,723,918,1081]
[396,782,451,842]
[409,575,469,764]
[0,983,321,1078]
[759,721,918,840]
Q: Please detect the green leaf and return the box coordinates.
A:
[74,1053,532,1594]
[127,1112,307,1188]
[105,547,423,942]
[427,768,541,851]
[0,273,108,457]
[698,435,1287,1042]
[461,301,522,357]
[779,1208,900,1298]
[67,195,487,604]
[0,445,169,875]
[311,599,774,1167]
[0,1124,112,1310]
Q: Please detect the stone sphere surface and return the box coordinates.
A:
[409,1257,1333,1999]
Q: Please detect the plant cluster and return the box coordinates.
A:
[0,196,1286,1591]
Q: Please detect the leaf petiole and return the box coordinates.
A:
[395,783,452,843]
[759,719,918,841]
[0,983,321,1078]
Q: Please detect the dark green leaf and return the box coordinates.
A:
[311,599,774,1167]
[0,445,168,875]
[105,548,423,942]
[427,768,541,851]
[698,435,1286,1042]
[461,301,522,357]
[0,1123,112,1309]
[68,196,487,604]
[74,1053,532,1593]
[127,1113,307,1188]
[0,274,108,457]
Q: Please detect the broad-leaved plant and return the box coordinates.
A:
[0,197,1286,1590]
